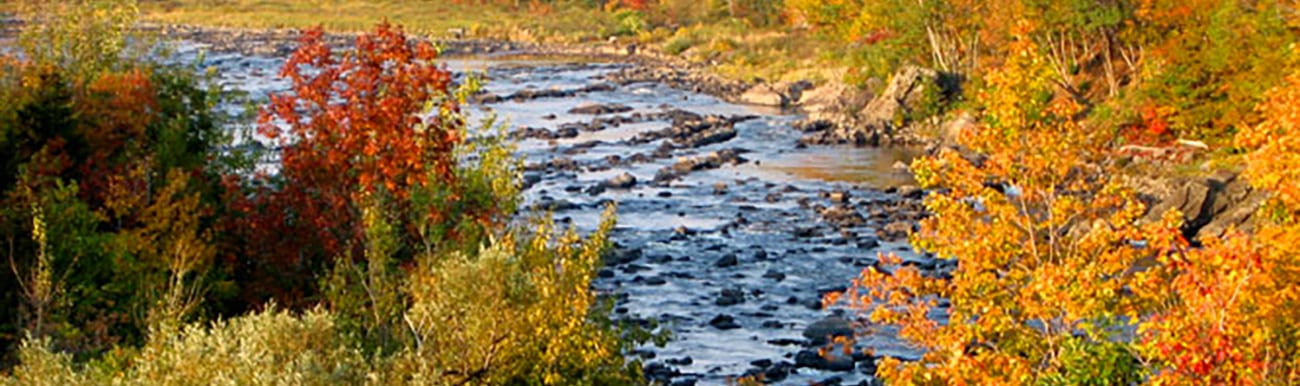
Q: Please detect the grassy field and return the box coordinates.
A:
[0,1,851,86]
[127,0,847,85]
[137,0,617,43]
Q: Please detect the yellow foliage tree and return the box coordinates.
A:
[831,21,1185,384]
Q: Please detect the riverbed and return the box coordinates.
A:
[171,36,940,385]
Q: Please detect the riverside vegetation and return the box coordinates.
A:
[4,0,1300,385]
[2,1,654,384]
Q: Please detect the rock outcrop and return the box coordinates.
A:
[738,80,813,107]
[1134,171,1269,242]
[798,66,959,147]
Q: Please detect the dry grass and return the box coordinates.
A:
[137,0,615,43]
[132,0,851,85]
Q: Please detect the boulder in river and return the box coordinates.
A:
[714,253,739,268]
[709,314,741,330]
[716,287,746,306]
[604,172,637,190]
[794,349,855,372]
[653,148,749,184]
[803,316,854,347]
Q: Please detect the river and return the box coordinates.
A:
[173,37,939,385]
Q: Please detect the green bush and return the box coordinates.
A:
[611,9,648,36]
[663,31,699,55]
[6,208,641,385]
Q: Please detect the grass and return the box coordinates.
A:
[136,0,617,44]
[0,1,854,88]
[127,0,850,86]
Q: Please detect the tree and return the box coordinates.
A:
[830,21,1182,383]
[226,22,513,307]
[1133,68,1300,384]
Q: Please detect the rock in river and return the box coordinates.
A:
[568,102,633,115]
[709,314,741,330]
[803,316,854,347]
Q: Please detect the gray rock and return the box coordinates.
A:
[709,314,741,330]
[739,84,786,106]
[878,220,915,241]
[714,253,739,268]
[803,316,854,347]
[605,172,637,190]
[801,65,958,146]
[795,349,854,372]
[716,287,746,306]
[1136,171,1267,241]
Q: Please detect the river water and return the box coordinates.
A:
[174,41,933,385]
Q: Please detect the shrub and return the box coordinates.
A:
[5,307,370,386]
[225,22,513,308]
[392,206,640,384]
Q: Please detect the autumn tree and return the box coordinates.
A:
[830,21,1184,383]
[1124,0,1296,143]
[226,23,516,307]
[1132,68,1300,384]
[1,0,230,361]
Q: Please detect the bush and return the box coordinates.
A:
[832,19,1300,386]
[1129,68,1300,384]
[6,307,370,386]
[391,207,640,384]
[663,30,699,55]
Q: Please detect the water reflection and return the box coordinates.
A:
[758,145,920,188]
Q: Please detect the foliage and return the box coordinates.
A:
[786,0,1006,81]
[829,23,1184,384]
[3,6,646,382]
[1129,68,1300,384]
[5,207,640,385]
[1,0,229,361]
[1235,67,1300,213]
[784,0,1297,145]
[15,0,141,82]
[821,13,1300,386]
[5,307,370,386]
[610,9,649,36]
[392,206,641,385]
[1126,0,1296,143]
[225,22,517,307]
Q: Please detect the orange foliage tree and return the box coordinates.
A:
[1132,69,1300,384]
[829,22,1186,384]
